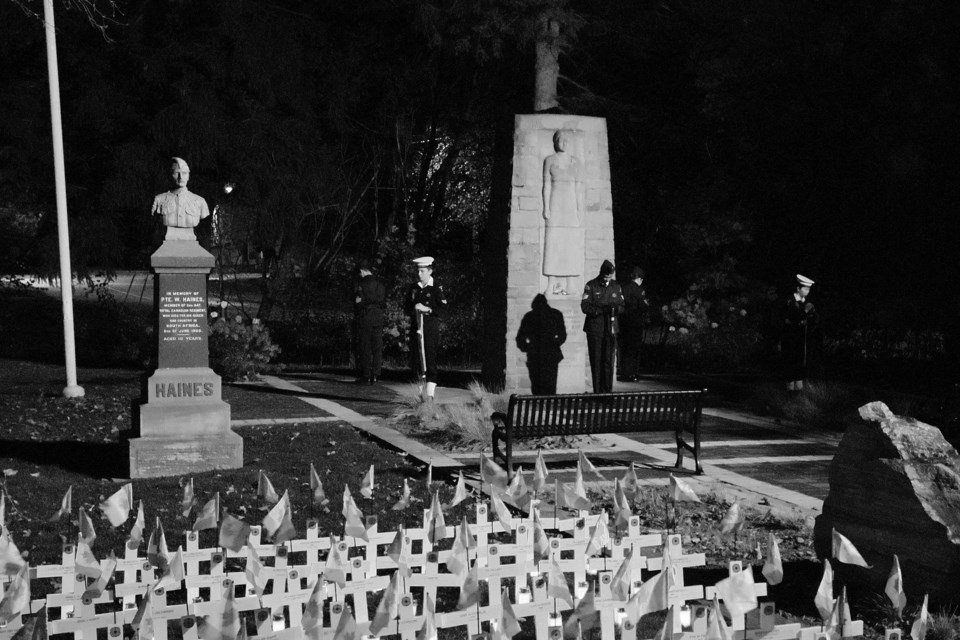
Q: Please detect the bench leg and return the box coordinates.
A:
[674,436,705,475]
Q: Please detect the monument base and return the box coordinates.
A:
[131,366,240,478]
[129,429,243,479]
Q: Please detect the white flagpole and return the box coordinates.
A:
[43,0,84,398]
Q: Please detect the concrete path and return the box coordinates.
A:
[228,372,835,520]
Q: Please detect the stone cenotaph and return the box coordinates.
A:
[492,115,616,393]
[129,157,242,478]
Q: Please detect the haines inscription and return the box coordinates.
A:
[155,382,214,398]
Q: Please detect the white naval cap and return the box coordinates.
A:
[171,157,190,172]
[412,256,434,267]
[796,274,815,287]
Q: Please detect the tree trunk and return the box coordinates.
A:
[534,16,560,112]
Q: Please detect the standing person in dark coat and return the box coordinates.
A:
[618,266,650,382]
[406,256,448,400]
[781,274,818,391]
[516,294,567,394]
[581,260,625,393]
[354,262,387,385]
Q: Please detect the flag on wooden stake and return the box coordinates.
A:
[831,528,872,568]
[585,511,611,557]
[480,454,509,491]
[369,572,401,636]
[578,449,606,481]
[128,501,145,549]
[262,490,296,543]
[78,507,96,546]
[360,465,375,499]
[49,486,72,522]
[813,559,834,621]
[257,471,279,505]
[719,502,744,533]
[885,555,907,619]
[309,464,329,508]
[533,449,549,493]
[342,494,368,542]
[153,546,184,592]
[546,558,574,607]
[456,562,481,610]
[910,594,929,640]
[391,479,412,510]
[670,474,701,503]
[323,536,347,589]
[762,533,783,585]
[218,513,250,552]
[180,477,195,518]
[245,545,268,598]
[75,539,102,579]
[426,491,445,544]
[0,562,30,624]
[193,493,220,532]
[448,471,468,507]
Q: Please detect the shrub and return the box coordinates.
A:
[208,305,281,381]
[659,283,766,373]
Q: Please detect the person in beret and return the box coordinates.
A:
[581,260,624,393]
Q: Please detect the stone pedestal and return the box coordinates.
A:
[498,114,616,394]
[129,236,242,478]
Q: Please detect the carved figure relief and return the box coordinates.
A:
[541,129,584,295]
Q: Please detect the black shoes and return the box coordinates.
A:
[356,376,378,385]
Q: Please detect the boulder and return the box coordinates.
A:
[814,401,960,602]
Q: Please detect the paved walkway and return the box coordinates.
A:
[223,372,837,521]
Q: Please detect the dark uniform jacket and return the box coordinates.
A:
[356,275,387,327]
[406,280,448,328]
[621,280,650,333]
[781,294,818,377]
[581,276,625,335]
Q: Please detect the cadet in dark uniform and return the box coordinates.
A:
[406,256,448,399]
[618,266,650,382]
[354,262,387,384]
[581,260,624,393]
[781,274,818,391]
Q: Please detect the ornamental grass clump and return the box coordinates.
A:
[393,381,508,450]
[208,305,281,381]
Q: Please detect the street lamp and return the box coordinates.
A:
[214,182,236,303]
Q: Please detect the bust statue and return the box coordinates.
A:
[152,157,210,239]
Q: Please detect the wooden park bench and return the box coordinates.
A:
[491,389,707,476]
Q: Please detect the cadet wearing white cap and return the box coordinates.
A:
[151,157,210,231]
[781,273,818,391]
[407,257,448,399]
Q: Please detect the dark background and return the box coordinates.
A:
[2,0,959,382]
